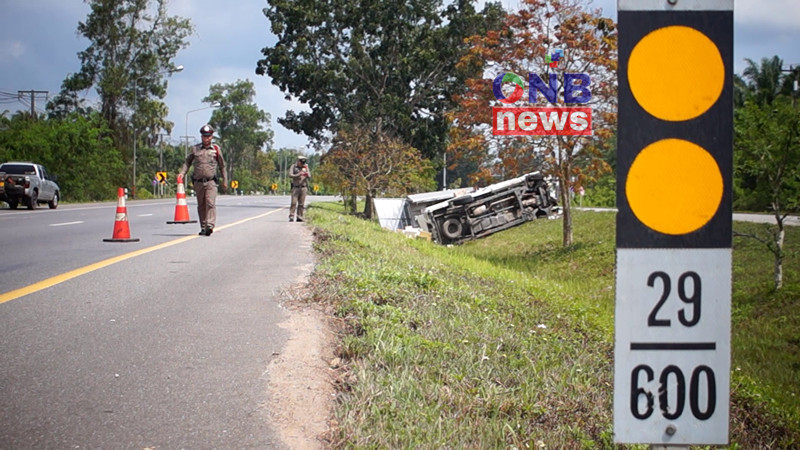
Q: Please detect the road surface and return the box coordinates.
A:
[0,195,334,449]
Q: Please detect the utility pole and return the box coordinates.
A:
[781,64,799,108]
[17,90,48,117]
[157,133,170,197]
[182,136,194,158]
[442,152,447,190]
[157,133,171,171]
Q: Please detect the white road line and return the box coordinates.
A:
[49,221,84,227]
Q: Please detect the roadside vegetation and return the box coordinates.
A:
[305,202,798,448]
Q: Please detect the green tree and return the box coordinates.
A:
[134,139,186,196]
[733,55,800,290]
[241,150,278,193]
[320,126,434,217]
[0,111,125,201]
[48,0,192,167]
[735,56,796,107]
[203,80,273,184]
[256,0,503,165]
[734,97,800,290]
[582,135,616,207]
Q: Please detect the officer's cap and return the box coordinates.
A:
[297,155,307,162]
[200,124,215,136]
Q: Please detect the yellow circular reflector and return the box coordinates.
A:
[626,139,723,235]
[628,26,724,121]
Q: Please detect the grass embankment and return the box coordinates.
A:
[305,203,799,448]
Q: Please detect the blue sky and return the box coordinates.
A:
[1,0,798,151]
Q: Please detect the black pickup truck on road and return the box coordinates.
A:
[0,162,61,210]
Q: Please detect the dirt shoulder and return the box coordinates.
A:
[266,285,338,449]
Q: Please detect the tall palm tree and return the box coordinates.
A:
[738,56,796,106]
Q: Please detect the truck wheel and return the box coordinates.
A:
[48,192,59,209]
[441,218,463,240]
[26,192,38,210]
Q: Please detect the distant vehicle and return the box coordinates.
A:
[417,171,557,245]
[0,162,60,210]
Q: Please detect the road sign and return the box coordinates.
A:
[231,180,239,189]
[614,0,733,446]
[614,249,731,444]
[156,172,168,184]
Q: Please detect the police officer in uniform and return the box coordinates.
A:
[288,155,310,222]
[178,124,227,236]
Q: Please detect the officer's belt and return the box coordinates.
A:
[193,176,217,183]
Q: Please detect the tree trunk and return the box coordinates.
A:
[561,183,573,247]
[559,158,573,247]
[363,189,375,219]
[348,193,357,214]
[773,220,785,290]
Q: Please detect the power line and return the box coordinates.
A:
[16,96,47,115]
[0,90,22,105]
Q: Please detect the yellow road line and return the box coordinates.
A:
[0,207,284,304]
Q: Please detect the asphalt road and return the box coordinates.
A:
[0,194,334,449]
[577,207,800,227]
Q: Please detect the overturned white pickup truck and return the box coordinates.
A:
[415,172,558,245]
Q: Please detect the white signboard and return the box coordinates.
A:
[614,248,730,444]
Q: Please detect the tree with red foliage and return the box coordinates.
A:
[449,0,617,246]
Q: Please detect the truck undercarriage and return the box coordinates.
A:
[416,172,558,245]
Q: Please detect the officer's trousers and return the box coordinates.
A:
[290,186,307,219]
[194,180,218,229]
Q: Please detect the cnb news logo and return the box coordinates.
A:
[492,50,592,136]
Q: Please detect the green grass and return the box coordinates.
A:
[305,203,799,448]
[728,222,800,447]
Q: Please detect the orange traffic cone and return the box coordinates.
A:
[103,187,140,242]
[167,175,197,224]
